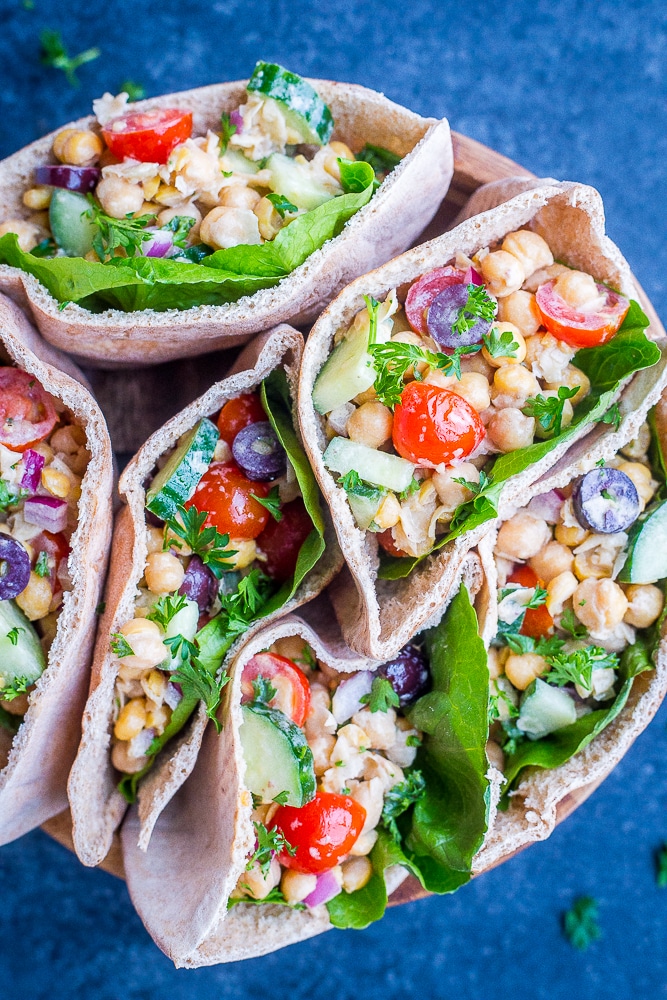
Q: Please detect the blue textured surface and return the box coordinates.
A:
[1,1,666,996]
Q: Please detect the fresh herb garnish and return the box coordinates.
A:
[161,216,195,248]
[164,504,237,579]
[219,111,238,153]
[451,284,497,338]
[34,551,50,578]
[120,80,146,101]
[369,340,481,407]
[40,29,100,87]
[85,197,156,263]
[522,386,580,437]
[110,633,135,658]
[545,646,619,691]
[559,608,589,640]
[481,326,519,359]
[452,469,493,497]
[6,628,24,646]
[146,592,189,631]
[399,477,420,501]
[272,791,290,806]
[0,480,27,511]
[381,770,426,841]
[166,633,229,731]
[656,843,667,888]
[360,676,400,713]
[448,472,501,533]
[356,143,401,178]
[0,676,31,701]
[30,238,58,258]
[504,633,565,658]
[525,586,548,610]
[488,684,519,724]
[337,469,385,502]
[250,485,283,521]
[251,674,277,704]
[563,896,601,950]
[406,733,422,748]
[600,402,622,430]
[217,568,275,639]
[247,821,295,876]
[95,601,106,616]
[266,193,298,218]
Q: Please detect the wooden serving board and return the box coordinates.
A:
[42,131,665,894]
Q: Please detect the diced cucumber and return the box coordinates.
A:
[0,601,46,694]
[220,149,261,175]
[348,492,384,531]
[165,599,199,673]
[323,437,416,494]
[618,499,667,584]
[517,679,577,740]
[146,418,219,522]
[312,310,392,415]
[247,61,334,146]
[240,702,316,807]
[265,153,335,212]
[49,189,97,258]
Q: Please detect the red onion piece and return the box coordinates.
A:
[303,870,342,908]
[527,489,564,524]
[230,109,243,133]
[164,682,182,710]
[35,164,101,193]
[23,496,68,533]
[331,671,374,725]
[129,727,156,759]
[141,228,174,258]
[463,266,484,286]
[20,450,45,494]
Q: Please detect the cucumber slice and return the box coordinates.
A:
[220,149,261,175]
[240,702,316,807]
[49,189,97,258]
[146,418,219,522]
[348,492,384,531]
[164,598,199,673]
[247,61,334,146]
[0,601,46,694]
[313,313,392,415]
[517,678,577,740]
[265,153,336,212]
[323,437,416,494]
[618,499,667,584]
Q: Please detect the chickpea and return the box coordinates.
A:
[523,331,574,384]
[529,541,574,583]
[555,520,588,547]
[346,401,393,449]
[15,571,52,620]
[374,493,401,530]
[281,869,317,904]
[114,698,147,742]
[22,186,52,211]
[117,617,168,671]
[623,584,664,629]
[491,364,541,409]
[157,203,202,241]
[450,371,491,412]
[142,669,167,702]
[424,369,458,390]
[505,652,548,690]
[545,364,590,404]
[545,570,579,615]
[0,219,41,252]
[553,269,605,311]
[617,461,656,508]
[488,646,509,680]
[201,206,262,249]
[502,230,553,277]
[111,739,149,774]
[145,551,185,594]
[154,184,186,208]
[485,739,505,772]
[244,857,281,900]
[573,546,615,581]
[51,423,86,453]
[487,407,536,452]
[329,140,355,160]
[253,196,283,241]
[533,390,574,439]
[522,262,570,293]
[96,176,145,219]
[341,856,372,893]
[53,128,103,166]
[497,510,551,561]
[432,462,479,511]
[573,578,628,632]
[479,250,525,298]
[460,351,496,381]
[219,185,261,211]
[145,704,170,735]
[497,290,542,338]
[145,526,165,555]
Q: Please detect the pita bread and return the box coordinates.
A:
[0,80,453,368]
[119,554,483,966]
[298,181,667,658]
[0,292,112,843]
[68,326,343,867]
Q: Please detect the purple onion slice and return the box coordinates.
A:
[0,537,31,600]
[35,165,101,194]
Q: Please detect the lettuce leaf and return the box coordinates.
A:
[0,182,373,313]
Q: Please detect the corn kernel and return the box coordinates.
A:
[41,467,71,499]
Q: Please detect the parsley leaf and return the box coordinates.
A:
[266,193,298,218]
[337,469,385,502]
[166,633,229,732]
[406,733,422,748]
[272,790,290,806]
[34,550,50,578]
[451,284,497,338]
[294,645,317,670]
[369,340,481,407]
[220,111,238,153]
[452,469,493,497]
[161,215,195,248]
[251,674,277,704]
[110,633,134,657]
[560,607,589,639]
[481,326,519,359]
[488,685,519,723]
[504,633,565,657]
[120,80,146,101]
[398,477,420,501]
[545,646,619,691]
[360,676,400,713]
[217,568,275,639]
[365,294,381,348]
[146,593,189,631]
[656,843,667,888]
[85,197,156,262]
[522,386,580,437]
[0,676,32,701]
[563,896,601,950]
[165,504,237,579]
[381,770,426,841]
[250,485,282,521]
[600,402,622,430]
[247,821,295,876]
[525,586,548,610]
[0,479,27,511]
[6,628,24,646]
[40,29,100,87]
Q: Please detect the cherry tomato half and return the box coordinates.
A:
[186,461,269,540]
[102,108,193,164]
[31,530,70,594]
[507,564,554,638]
[392,381,485,467]
[376,527,405,558]
[216,393,267,447]
[0,368,57,452]
[507,565,538,588]
[405,266,466,335]
[270,791,367,874]
[256,498,313,583]
[241,651,311,726]
[535,279,630,349]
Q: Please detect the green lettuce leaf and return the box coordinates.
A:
[0,182,373,313]
[327,829,418,929]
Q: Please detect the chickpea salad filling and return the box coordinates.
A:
[312,230,660,578]
[110,371,327,801]
[487,419,667,791]
[0,366,89,732]
[0,62,395,313]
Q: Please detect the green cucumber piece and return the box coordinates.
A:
[313,313,392,415]
[0,601,46,694]
[348,492,384,531]
[618,498,667,584]
[247,61,334,146]
[265,153,336,212]
[323,437,416,494]
[221,149,261,175]
[517,679,577,740]
[145,418,219,521]
[49,189,97,258]
[240,702,316,807]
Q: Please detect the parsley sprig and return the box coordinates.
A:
[40,29,100,87]
[217,569,275,640]
[522,386,580,437]
[451,284,497,337]
[338,469,385,503]
[250,485,282,521]
[120,80,146,101]
[482,326,519,359]
[545,646,619,692]
[0,676,32,701]
[251,674,277,704]
[219,112,238,153]
[563,896,601,950]
[110,633,134,658]
[488,684,519,724]
[381,771,426,841]
[85,197,156,262]
[247,821,296,876]
[600,402,622,431]
[166,633,229,732]
[0,480,27,512]
[369,341,482,407]
[266,193,298,218]
[560,608,589,640]
[161,215,195,248]
[360,676,400,713]
[6,628,24,647]
[146,593,189,631]
[164,505,237,579]
[34,551,50,578]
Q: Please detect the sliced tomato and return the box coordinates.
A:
[185,461,269,540]
[376,527,405,558]
[241,651,311,726]
[102,108,193,164]
[507,564,554,637]
[392,381,485,467]
[270,792,366,874]
[0,369,57,452]
[31,530,70,593]
[405,266,466,335]
[255,498,313,583]
[507,565,539,588]
[216,393,267,446]
[535,279,629,348]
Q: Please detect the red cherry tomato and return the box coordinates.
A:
[255,498,313,583]
[0,369,57,452]
[270,792,367,874]
[507,565,554,637]
[392,381,485,467]
[405,266,466,335]
[102,108,193,164]
[216,393,267,446]
[186,462,269,540]
[241,651,311,726]
[376,527,405,558]
[507,565,539,588]
[535,279,629,349]
[31,530,70,594]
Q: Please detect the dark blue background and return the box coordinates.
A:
[1,2,666,997]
